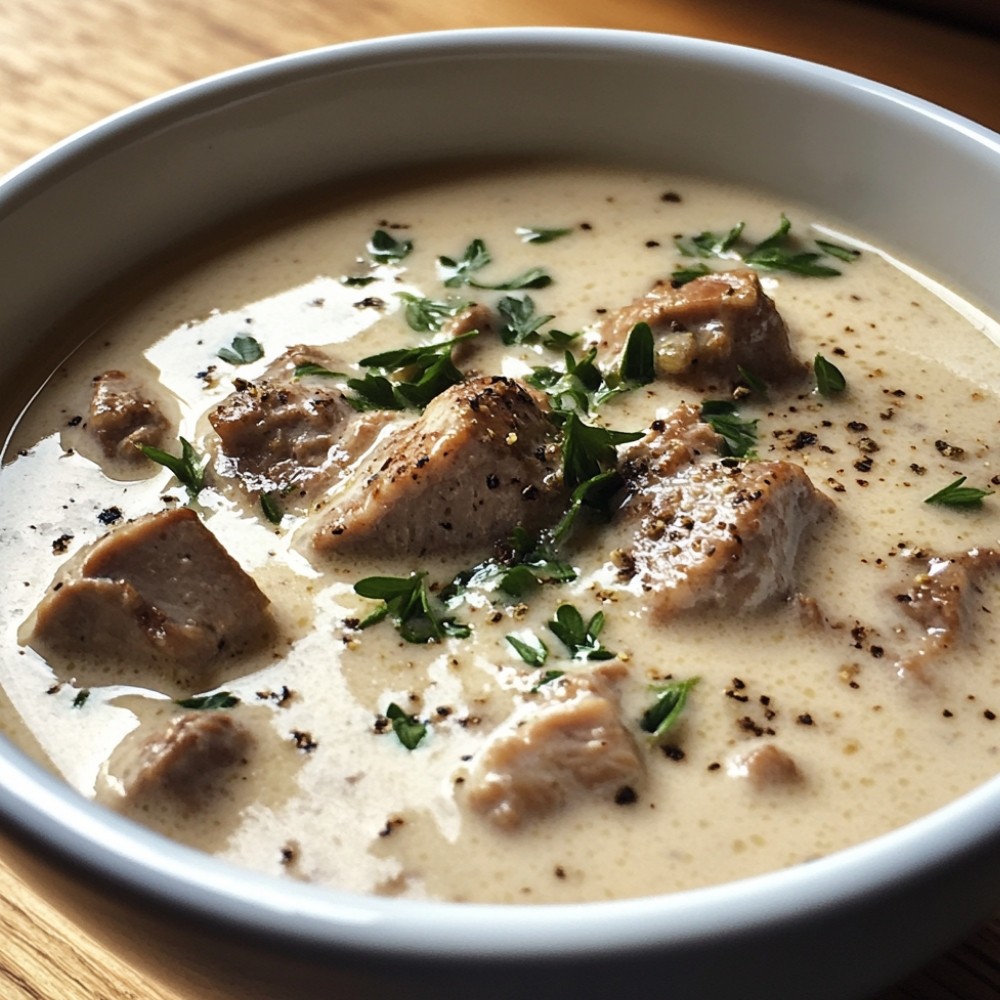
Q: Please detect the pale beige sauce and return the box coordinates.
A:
[3,163,1000,903]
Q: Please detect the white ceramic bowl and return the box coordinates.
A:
[2,28,1000,1000]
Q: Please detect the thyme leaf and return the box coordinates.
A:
[924,476,993,507]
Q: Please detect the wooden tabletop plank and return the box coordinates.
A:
[1,2,999,998]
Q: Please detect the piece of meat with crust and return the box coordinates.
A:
[88,369,172,462]
[22,507,272,690]
[465,667,642,829]
[308,375,565,559]
[106,710,254,810]
[442,302,495,365]
[610,406,833,620]
[893,547,1000,679]
[209,345,389,501]
[729,743,803,789]
[596,269,804,387]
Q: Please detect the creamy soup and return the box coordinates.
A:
[3,162,1000,904]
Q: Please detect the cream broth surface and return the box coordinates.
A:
[3,162,1000,904]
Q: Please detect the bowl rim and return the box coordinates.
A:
[2,24,1000,963]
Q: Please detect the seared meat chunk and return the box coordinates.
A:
[309,375,565,558]
[88,369,171,462]
[730,744,803,789]
[210,345,386,501]
[466,668,642,829]
[443,302,495,364]
[23,507,272,690]
[612,406,832,619]
[597,269,803,387]
[106,710,254,810]
[894,547,1000,679]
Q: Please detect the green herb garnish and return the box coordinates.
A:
[673,214,858,280]
[396,293,474,333]
[260,492,283,525]
[368,229,413,264]
[516,226,574,244]
[355,573,470,643]
[924,476,994,507]
[507,633,549,667]
[446,525,577,601]
[341,274,378,287]
[438,238,552,290]
[639,677,699,744]
[176,691,240,710]
[562,413,643,489]
[814,353,847,396]
[138,437,208,499]
[736,365,767,395]
[292,362,344,379]
[71,689,90,709]
[531,668,565,691]
[497,295,555,345]
[552,469,624,545]
[217,334,264,366]
[546,603,616,661]
[385,702,427,750]
[619,322,655,386]
[699,400,758,459]
[347,334,475,411]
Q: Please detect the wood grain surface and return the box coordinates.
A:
[1,2,1000,998]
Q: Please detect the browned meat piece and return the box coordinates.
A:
[730,744,803,789]
[596,269,804,387]
[108,710,254,809]
[611,406,833,620]
[209,345,387,499]
[309,375,565,558]
[442,302,495,364]
[465,669,642,829]
[88,369,171,462]
[893,547,1000,679]
[22,507,272,690]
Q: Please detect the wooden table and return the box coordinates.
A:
[1,2,999,997]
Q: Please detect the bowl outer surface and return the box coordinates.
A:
[2,27,1000,1000]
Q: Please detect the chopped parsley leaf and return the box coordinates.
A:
[138,437,208,500]
[385,702,427,750]
[176,691,240,710]
[217,334,264,366]
[547,603,616,661]
[355,573,470,644]
[699,400,758,459]
[497,295,555,345]
[814,353,847,396]
[507,633,549,668]
[640,677,699,744]
[396,293,473,333]
[516,225,573,244]
[368,229,413,264]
